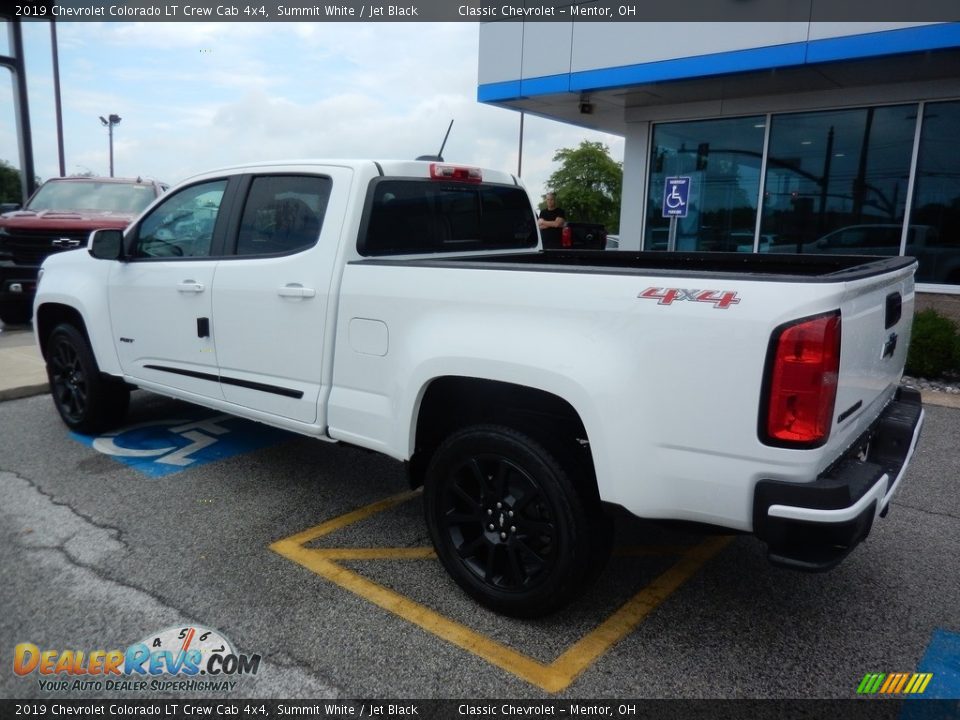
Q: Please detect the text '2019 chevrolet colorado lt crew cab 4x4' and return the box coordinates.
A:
[33,160,924,616]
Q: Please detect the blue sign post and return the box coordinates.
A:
[661,176,691,252]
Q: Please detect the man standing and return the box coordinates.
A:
[538,192,566,249]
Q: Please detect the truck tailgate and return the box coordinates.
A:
[828,261,917,462]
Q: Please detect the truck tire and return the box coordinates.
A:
[0,305,32,326]
[46,323,129,434]
[424,424,602,617]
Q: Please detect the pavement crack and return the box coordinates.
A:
[2,468,131,552]
[889,500,960,522]
[0,470,169,604]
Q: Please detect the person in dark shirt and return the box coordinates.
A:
[538,192,566,248]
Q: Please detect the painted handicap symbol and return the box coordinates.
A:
[74,412,292,478]
[92,415,234,467]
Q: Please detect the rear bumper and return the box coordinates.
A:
[752,387,924,571]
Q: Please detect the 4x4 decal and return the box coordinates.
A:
[638,287,742,309]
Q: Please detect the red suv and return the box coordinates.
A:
[0,176,167,325]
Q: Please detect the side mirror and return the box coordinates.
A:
[89,228,125,260]
[816,238,828,249]
[0,202,22,213]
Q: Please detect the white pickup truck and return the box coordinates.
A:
[34,160,924,617]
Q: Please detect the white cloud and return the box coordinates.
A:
[3,21,623,205]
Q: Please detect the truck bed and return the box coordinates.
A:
[357,250,916,282]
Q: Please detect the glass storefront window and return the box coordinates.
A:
[759,105,917,255]
[909,100,960,286]
[645,116,766,252]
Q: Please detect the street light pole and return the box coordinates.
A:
[99,114,121,177]
[51,20,66,177]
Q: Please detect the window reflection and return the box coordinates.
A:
[645,116,766,252]
[760,105,916,254]
[644,102,960,287]
[910,100,960,285]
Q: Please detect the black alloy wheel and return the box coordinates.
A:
[48,330,89,425]
[443,452,559,591]
[45,323,129,434]
[425,424,597,617]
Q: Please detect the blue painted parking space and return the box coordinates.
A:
[71,411,293,478]
[916,629,960,699]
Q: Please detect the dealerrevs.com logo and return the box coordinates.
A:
[857,672,934,695]
[13,625,261,693]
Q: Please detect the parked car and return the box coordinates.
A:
[768,224,959,283]
[548,221,607,250]
[0,176,167,325]
[35,159,922,616]
[731,232,778,253]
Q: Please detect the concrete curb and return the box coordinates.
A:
[920,390,960,410]
[0,383,49,402]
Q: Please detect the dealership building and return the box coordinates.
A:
[478,19,960,300]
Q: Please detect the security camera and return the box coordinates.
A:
[579,102,594,115]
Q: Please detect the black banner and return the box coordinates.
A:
[7,0,960,22]
[2,699,960,720]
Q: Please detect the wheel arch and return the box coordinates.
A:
[36,303,90,361]
[408,376,597,499]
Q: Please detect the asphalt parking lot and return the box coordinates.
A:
[1,384,959,701]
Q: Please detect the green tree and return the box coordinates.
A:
[0,160,24,205]
[545,141,623,232]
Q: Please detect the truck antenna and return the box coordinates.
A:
[415,119,454,162]
[437,119,454,160]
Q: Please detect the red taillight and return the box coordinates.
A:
[763,312,841,447]
[429,163,482,183]
[561,226,572,248]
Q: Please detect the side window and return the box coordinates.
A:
[134,180,227,258]
[237,175,331,256]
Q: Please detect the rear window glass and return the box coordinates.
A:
[360,180,537,256]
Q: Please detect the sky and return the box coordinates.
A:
[0,21,624,204]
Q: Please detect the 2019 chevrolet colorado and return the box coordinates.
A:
[33,160,924,616]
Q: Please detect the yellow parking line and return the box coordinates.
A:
[316,547,437,561]
[280,489,421,547]
[613,544,704,557]
[551,536,729,685]
[270,491,731,693]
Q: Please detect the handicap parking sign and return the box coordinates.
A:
[662,177,691,218]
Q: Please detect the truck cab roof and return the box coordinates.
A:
[181,159,520,188]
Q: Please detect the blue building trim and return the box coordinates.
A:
[477,23,960,103]
[477,79,524,103]
[569,42,807,93]
[805,22,960,63]
[521,73,571,96]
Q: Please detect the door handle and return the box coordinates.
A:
[177,281,205,293]
[278,284,316,298]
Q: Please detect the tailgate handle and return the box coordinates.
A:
[885,292,902,329]
[882,332,898,359]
